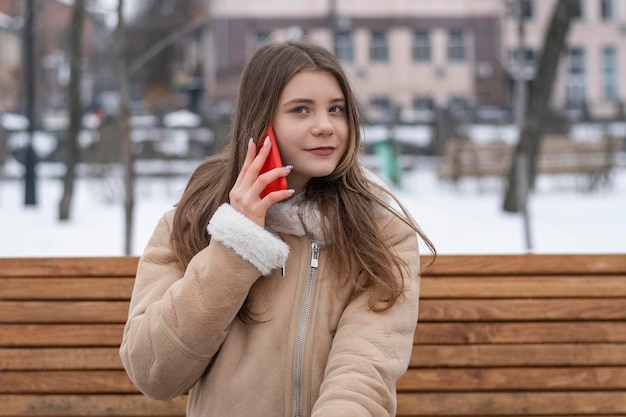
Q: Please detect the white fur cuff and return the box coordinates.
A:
[207,204,289,276]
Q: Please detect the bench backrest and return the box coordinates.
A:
[0,257,186,416]
[399,254,626,416]
[1,254,625,416]
[438,137,619,180]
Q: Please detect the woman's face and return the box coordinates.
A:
[271,70,349,193]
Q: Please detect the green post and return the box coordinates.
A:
[374,139,400,186]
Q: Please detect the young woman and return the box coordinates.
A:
[120,40,434,417]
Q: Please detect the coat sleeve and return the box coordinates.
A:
[119,204,289,401]
[311,214,421,417]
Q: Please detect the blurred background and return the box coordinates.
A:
[0,0,624,256]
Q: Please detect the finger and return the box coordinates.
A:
[243,135,273,190]
[251,135,271,167]
[233,138,257,188]
[257,165,292,189]
[261,188,296,207]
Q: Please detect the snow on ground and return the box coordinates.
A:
[1,159,624,257]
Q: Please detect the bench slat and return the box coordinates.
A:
[0,394,185,416]
[410,344,626,367]
[0,348,122,370]
[398,367,626,391]
[0,301,129,323]
[415,322,626,344]
[420,276,626,298]
[4,298,626,323]
[0,371,137,394]
[0,324,124,346]
[0,257,139,277]
[4,275,625,300]
[422,254,626,275]
[396,392,626,415]
[0,278,134,300]
[419,298,626,321]
[2,254,624,276]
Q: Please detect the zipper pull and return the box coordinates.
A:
[310,242,319,269]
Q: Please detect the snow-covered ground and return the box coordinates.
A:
[1,158,624,257]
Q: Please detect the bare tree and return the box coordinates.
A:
[115,0,135,254]
[59,0,85,220]
[503,0,577,213]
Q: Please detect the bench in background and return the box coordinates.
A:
[1,254,625,416]
[438,136,620,190]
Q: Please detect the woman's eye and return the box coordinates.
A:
[330,105,345,113]
[293,106,308,114]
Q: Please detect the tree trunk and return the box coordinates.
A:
[59,0,84,220]
[115,0,135,255]
[502,0,577,213]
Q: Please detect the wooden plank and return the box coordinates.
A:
[418,298,626,321]
[0,257,139,278]
[420,276,626,298]
[0,348,123,370]
[396,392,626,416]
[397,367,626,391]
[1,255,622,278]
[409,343,626,367]
[8,298,623,324]
[0,301,130,323]
[420,254,626,276]
[6,299,625,325]
[0,324,124,347]
[0,394,186,416]
[414,322,626,344]
[0,371,138,394]
[0,277,134,300]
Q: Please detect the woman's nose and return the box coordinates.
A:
[311,114,333,136]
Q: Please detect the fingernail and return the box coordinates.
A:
[287,189,295,194]
[284,165,293,170]
[248,138,253,149]
[263,136,270,147]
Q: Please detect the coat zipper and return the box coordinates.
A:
[292,241,319,417]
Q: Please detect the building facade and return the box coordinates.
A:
[203,0,626,123]
[501,0,626,120]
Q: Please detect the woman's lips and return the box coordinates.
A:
[307,147,335,156]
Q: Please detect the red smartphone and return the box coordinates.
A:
[258,124,288,198]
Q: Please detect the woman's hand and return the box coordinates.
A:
[229,137,294,227]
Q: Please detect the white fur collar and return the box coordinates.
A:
[265,193,326,245]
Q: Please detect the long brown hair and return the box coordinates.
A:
[172,40,435,311]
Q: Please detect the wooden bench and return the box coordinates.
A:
[438,136,619,190]
[1,254,625,416]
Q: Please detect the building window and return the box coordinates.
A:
[413,96,435,111]
[370,31,388,62]
[447,30,466,62]
[448,96,470,119]
[601,0,616,21]
[572,0,584,20]
[567,47,586,104]
[602,46,618,100]
[522,0,535,20]
[370,96,392,122]
[508,48,538,79]
[509,0,535,20]
[335,31,353,63]
[412,30,431,62]
[408,96,435,122]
